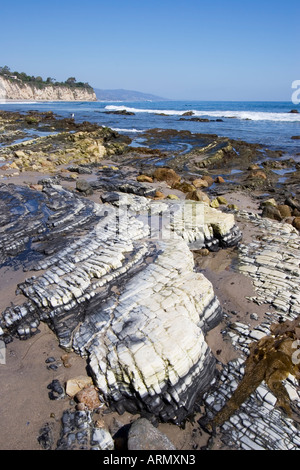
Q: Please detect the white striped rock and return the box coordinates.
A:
[0,182,242,422]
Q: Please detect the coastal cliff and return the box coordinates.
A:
[0,76,97,101]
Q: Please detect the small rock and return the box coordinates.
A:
[293,217,300,230]
[194,248,210,256]
[154,190,165,199]
[215,176,225,184]
[127,418,176,451]
[29,184,43,191]
[47,379,65,400]
[210,198,220,208]
[66,376,93,398]
[9,162,19,170]
[61,353,72,368]
[217,196,228,205]
[75,385,101,410]
[172,181,195,193]
[192,178,209,189]
[201,175,214,187]
[14,150,26,158]
[37,422,54,450]
[76,179,93,195]
[227,203,238,210]
[45,356,56,364]
[247,170,267,180]
[137,175,153,183]
[167,194,179,200]
[91,427,114,450]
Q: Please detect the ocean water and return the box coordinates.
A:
[1,100,300,156]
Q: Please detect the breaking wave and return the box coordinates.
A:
[105,105,300,122]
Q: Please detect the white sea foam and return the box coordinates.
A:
[111,127,144,133]
[105,105,183,116]
[105,105,300,122]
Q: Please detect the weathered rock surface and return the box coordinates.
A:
[56,409,114,450]
[0,182,241,423]
[127,418,176,450]
[200,210,300,450]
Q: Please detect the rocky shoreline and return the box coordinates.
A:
[0,109,299,451]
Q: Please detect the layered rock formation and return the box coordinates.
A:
[0,76,97,101]
[201,211,300,450]
[0,182,242,423]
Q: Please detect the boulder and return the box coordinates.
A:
[192,178,209,189]
[278,205,292,218]
[262,205,282,221]
[127,418,176,450]
[201,175,214,187]
[185,190,210,205]
[153,168,181,186]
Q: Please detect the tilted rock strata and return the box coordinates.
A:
[104,192,242,251]
[0,183,242,422]
[201,211,300,450]
[75,237,221,422]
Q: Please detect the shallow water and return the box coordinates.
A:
[1,100,299,157]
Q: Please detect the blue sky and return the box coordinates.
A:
[1,0,299,100]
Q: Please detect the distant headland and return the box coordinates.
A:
[94,88,168,102]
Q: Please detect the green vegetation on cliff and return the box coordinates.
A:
[0,65,93,90]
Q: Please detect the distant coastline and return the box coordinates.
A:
[94,88,169,102]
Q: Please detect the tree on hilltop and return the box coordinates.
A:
[66,77,76,84]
